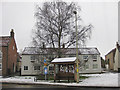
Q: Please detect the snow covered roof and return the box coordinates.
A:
[0,36,10,46]
[51,57,76,63]
[79,48,100,55]
[22,47,40,55]
[22,47,100,55]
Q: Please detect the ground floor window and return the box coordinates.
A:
[0,63,2,70]
[85,64,89,70]
[34,66,40,70]
[24,66,28,70]
[93,64,98,69]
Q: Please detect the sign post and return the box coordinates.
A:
[44,59,47,80]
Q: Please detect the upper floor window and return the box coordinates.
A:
[92,55,97,60]
[83,55,88,60]
[31,55,36,60]
[0,51,2,59]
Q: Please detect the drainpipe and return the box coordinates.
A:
[6,46,8,77]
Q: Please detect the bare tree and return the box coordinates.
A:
[32,1,93,57]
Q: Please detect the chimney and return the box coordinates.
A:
[62,43,65,48]
[116,42,119,49]
[42,42,45,48]
[10,29,14,38]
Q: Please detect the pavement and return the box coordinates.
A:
[1,81,120,88]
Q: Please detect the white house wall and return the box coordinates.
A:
[114,47,120,71]
[79,55,101,74]
[21,55,41,75]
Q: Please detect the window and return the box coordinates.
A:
[93,59,97,62]
[24,66,28,70]
[31,55,35,60]
[93,64,98,69]
[13,46,15,50]
[49,66,54,70]
[0,51,2,59]
[34,66,40,70]
[92,55,97,60]
[85,64,89,70]
[0,63,2,70]
[83,55,88,60]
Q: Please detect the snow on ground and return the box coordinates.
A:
[80,72,119,86]
[0,76,35,83]
[0,72,119,87]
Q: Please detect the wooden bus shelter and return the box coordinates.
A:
[51,57,78,82]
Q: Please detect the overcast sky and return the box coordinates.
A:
[0,0,119,59]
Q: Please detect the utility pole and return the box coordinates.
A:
[73,11,79,83]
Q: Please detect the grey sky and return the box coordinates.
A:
[0,0,118,59]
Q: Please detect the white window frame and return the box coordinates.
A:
[93,64,98,69]
[83,55,88,60]
[24,66,28,70]
[34,66,40,70]
[92,55,97,60]
[30,55,36,61]
[85,64,89,70]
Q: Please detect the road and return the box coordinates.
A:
[1,83,120,90]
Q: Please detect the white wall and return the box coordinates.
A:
[114,47,120,71]
[79,55,102,73]
[21,55,41,75]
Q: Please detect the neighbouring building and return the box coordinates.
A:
[0,29,18,76]
[114,42,120,72]
[105,48,116,71]
[16,53,21,74]
[105,42,120,72]
[21,47,101,75]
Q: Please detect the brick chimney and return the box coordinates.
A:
[10,29,14,38]
[42,42,45,48]
[62,43,65,48]
[116,42,119,49]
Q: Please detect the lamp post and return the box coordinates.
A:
[73,11,79,83]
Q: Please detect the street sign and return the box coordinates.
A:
[44,67,47,75]
[44,63,47,66]
[44,59,46,63]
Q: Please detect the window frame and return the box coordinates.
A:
[24,66,28,70]
[93,64,98,69]
[34,66,40,70]
[83,55,88,60]
[85,64,89,70]
[92,55,97,60]
[30,55,36,61]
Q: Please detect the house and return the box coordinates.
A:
[105,48,116,71]
[21,47,101,75]
[16,53,22,74]
[0,29,18,76]
[105,42,120,72]
[114,42,120,72]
